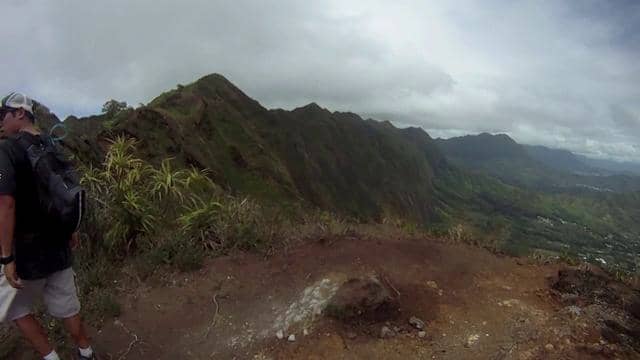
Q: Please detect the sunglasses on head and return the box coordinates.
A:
[0,107,16,119]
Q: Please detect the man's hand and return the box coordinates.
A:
[70,232,80,251]
[3,261,22,289]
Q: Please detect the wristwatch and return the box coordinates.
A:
[0,255,15,265]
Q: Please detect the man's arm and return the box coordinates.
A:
[0,194,20,288]
[0,194,15,257]
[0,142,20,287]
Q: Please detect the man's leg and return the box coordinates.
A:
[2,274,53,357]
[14,314,54,357]
[44,268,95,357]
[62,313,91,348]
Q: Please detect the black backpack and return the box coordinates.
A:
[13,133,85,235]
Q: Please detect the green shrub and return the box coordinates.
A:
[80,135,282,265]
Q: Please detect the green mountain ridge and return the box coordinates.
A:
[32,74,640,271]
[53,74,450,224]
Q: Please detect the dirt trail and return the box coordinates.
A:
[85,235,638,359]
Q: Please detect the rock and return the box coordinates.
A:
[409,316,425,330]
[551,269,621,305]
[545,344,554,351]
[465,334,480,347]
[418,331,427,338]
[626,296,640,320]
[324,276,399,323]
[601,318,640,346]
[565,305,582,317]
[276,330,284,340]
[303,329,310,336]
[288,334,296,342]
[380,326,395,338]
[426,281,439,289]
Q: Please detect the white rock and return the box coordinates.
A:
[276,330,284,340]
[380,326,395,338]
[418,331,427,338]
[303,329,310,336]
[465,334,480,347]
[288,334,296,342]
[409,316,426,330]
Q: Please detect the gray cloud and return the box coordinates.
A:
[1,0,639,161]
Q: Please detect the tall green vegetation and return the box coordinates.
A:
[79,136,281,273]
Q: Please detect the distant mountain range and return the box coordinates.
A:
[435,133,640,193]
[523,144,640,176]
[576,156,640,176]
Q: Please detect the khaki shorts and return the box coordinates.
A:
[0,267,80,322]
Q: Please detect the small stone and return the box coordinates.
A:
[545,344,554,351]
[303,329,310,336]
[288,334,296,342]
[465,334,480,347]
[409,316,425,330]
[418,331,427,338]
[276,330,284,340]
[565,305,582,317]
[380,326,395,338]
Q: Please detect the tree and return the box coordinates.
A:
[102,99,128,116]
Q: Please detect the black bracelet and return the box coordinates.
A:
[0,255,15,265]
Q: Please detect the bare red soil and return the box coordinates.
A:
[10,232,640,359]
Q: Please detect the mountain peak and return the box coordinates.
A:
[436,132,529,162]
[191,73,245,97]
[292,102,332,116]
[194,73,233,87]
[297,102,324,111]
[477,132,516,143]
[147,73,264,114]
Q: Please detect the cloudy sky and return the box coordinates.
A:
[2,0,639,161]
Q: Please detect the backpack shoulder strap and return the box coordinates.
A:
[9,132,41,148]
[8,132,47,168]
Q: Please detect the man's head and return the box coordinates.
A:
[1,92,35,135]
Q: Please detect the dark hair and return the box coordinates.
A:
[1,107,35,123]
[25,110,35,123]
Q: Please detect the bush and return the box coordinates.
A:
[80,135,283,268]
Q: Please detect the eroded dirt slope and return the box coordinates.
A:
[82,234,640,359]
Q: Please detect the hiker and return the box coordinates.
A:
[0,93,97,360]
